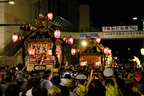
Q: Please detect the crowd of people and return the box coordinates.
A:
[0,63,144,96]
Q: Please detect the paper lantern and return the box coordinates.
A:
[96,62,101,67]
[54,30,60,38]
[68,37,73,44]
[12,34,18,43]
[47,49,52,56]
[28,49,35,55]
[47,12,53,20]
[140,48,144,55]
[104,47,108,54]
[71,48,76,55]
[107,48,111,55]
[96,36,101,44]
[80,61,87,66]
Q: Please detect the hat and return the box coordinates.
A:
[76,85,88,96]
[54,68,59,73]
[60,79,72,87]
[103,68,113,77]
[76,74,87,80]
[48,86,61,96]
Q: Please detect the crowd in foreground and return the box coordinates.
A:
[0,63,144,96]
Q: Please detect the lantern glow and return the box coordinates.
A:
[47,49,52,56]
[104,47,108,54]
[140,48,144,55]
[12,34,19,43]
[71,48,76,55]
[96,62,101,67]
[47,12,53,20]
[68,37,73,44]
[96,36,101,44]
[54,30,60,38]
[28,49,35,55]
[80,61,87,66]
[107,49,111,55]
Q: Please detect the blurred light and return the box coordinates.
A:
[71,48,76,55]
[133,17,137,20]
[140,48,144,55]
[128,48,130,50]
[68,37,73,44]
[47,12,53,20]
[82,41,87,46]
[54,30,60,38]
[9,0,15,4]
[104,47,108,54]
[96,36,101,44]
[12,34,18,43]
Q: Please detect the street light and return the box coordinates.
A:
[82,40,87,47]
[133,17,138,20]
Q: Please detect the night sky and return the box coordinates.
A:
[79,0,144,64]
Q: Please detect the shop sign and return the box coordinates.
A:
[80,33,98,37]
[104,31,144,37]
[102,25,138,32]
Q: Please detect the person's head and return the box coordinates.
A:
[135,84,144,95]
[125,79,134,89]
[64,74,72,79]
[75,74,87,85]
[59,86,69,96]
[105,79,114,88]
[51,75,60,86]
[32,85,47,96]
[43,70,52,80]
[25,77,39,90]
[76,85,88,96]
[60,78,72,88]
[48,86,61,96]
[5,84,20,96]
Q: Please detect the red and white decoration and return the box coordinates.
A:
[54,30,60,38]
[80,61,87,66]
[107,48,111,55]
[28,49,35,55]
[47,49,52,56]
[47,12,53,21]
[96,62,101,67]
[12,34,19,43]
[104,47,108,54]
[71,48,76,55]
[96,36,101,44]
[68,37,73,44]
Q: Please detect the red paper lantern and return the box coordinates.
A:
[12,34,19,43]
[47,12,53,20]
[107,48,111,55]
[96,62,101,67]
[96,36,101,44]
[104,47,108,54]
[28,49,35,55]
[71,48,76,55]
[54,30,60,38]
[47,49,52,56]
[68,37,73,44]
